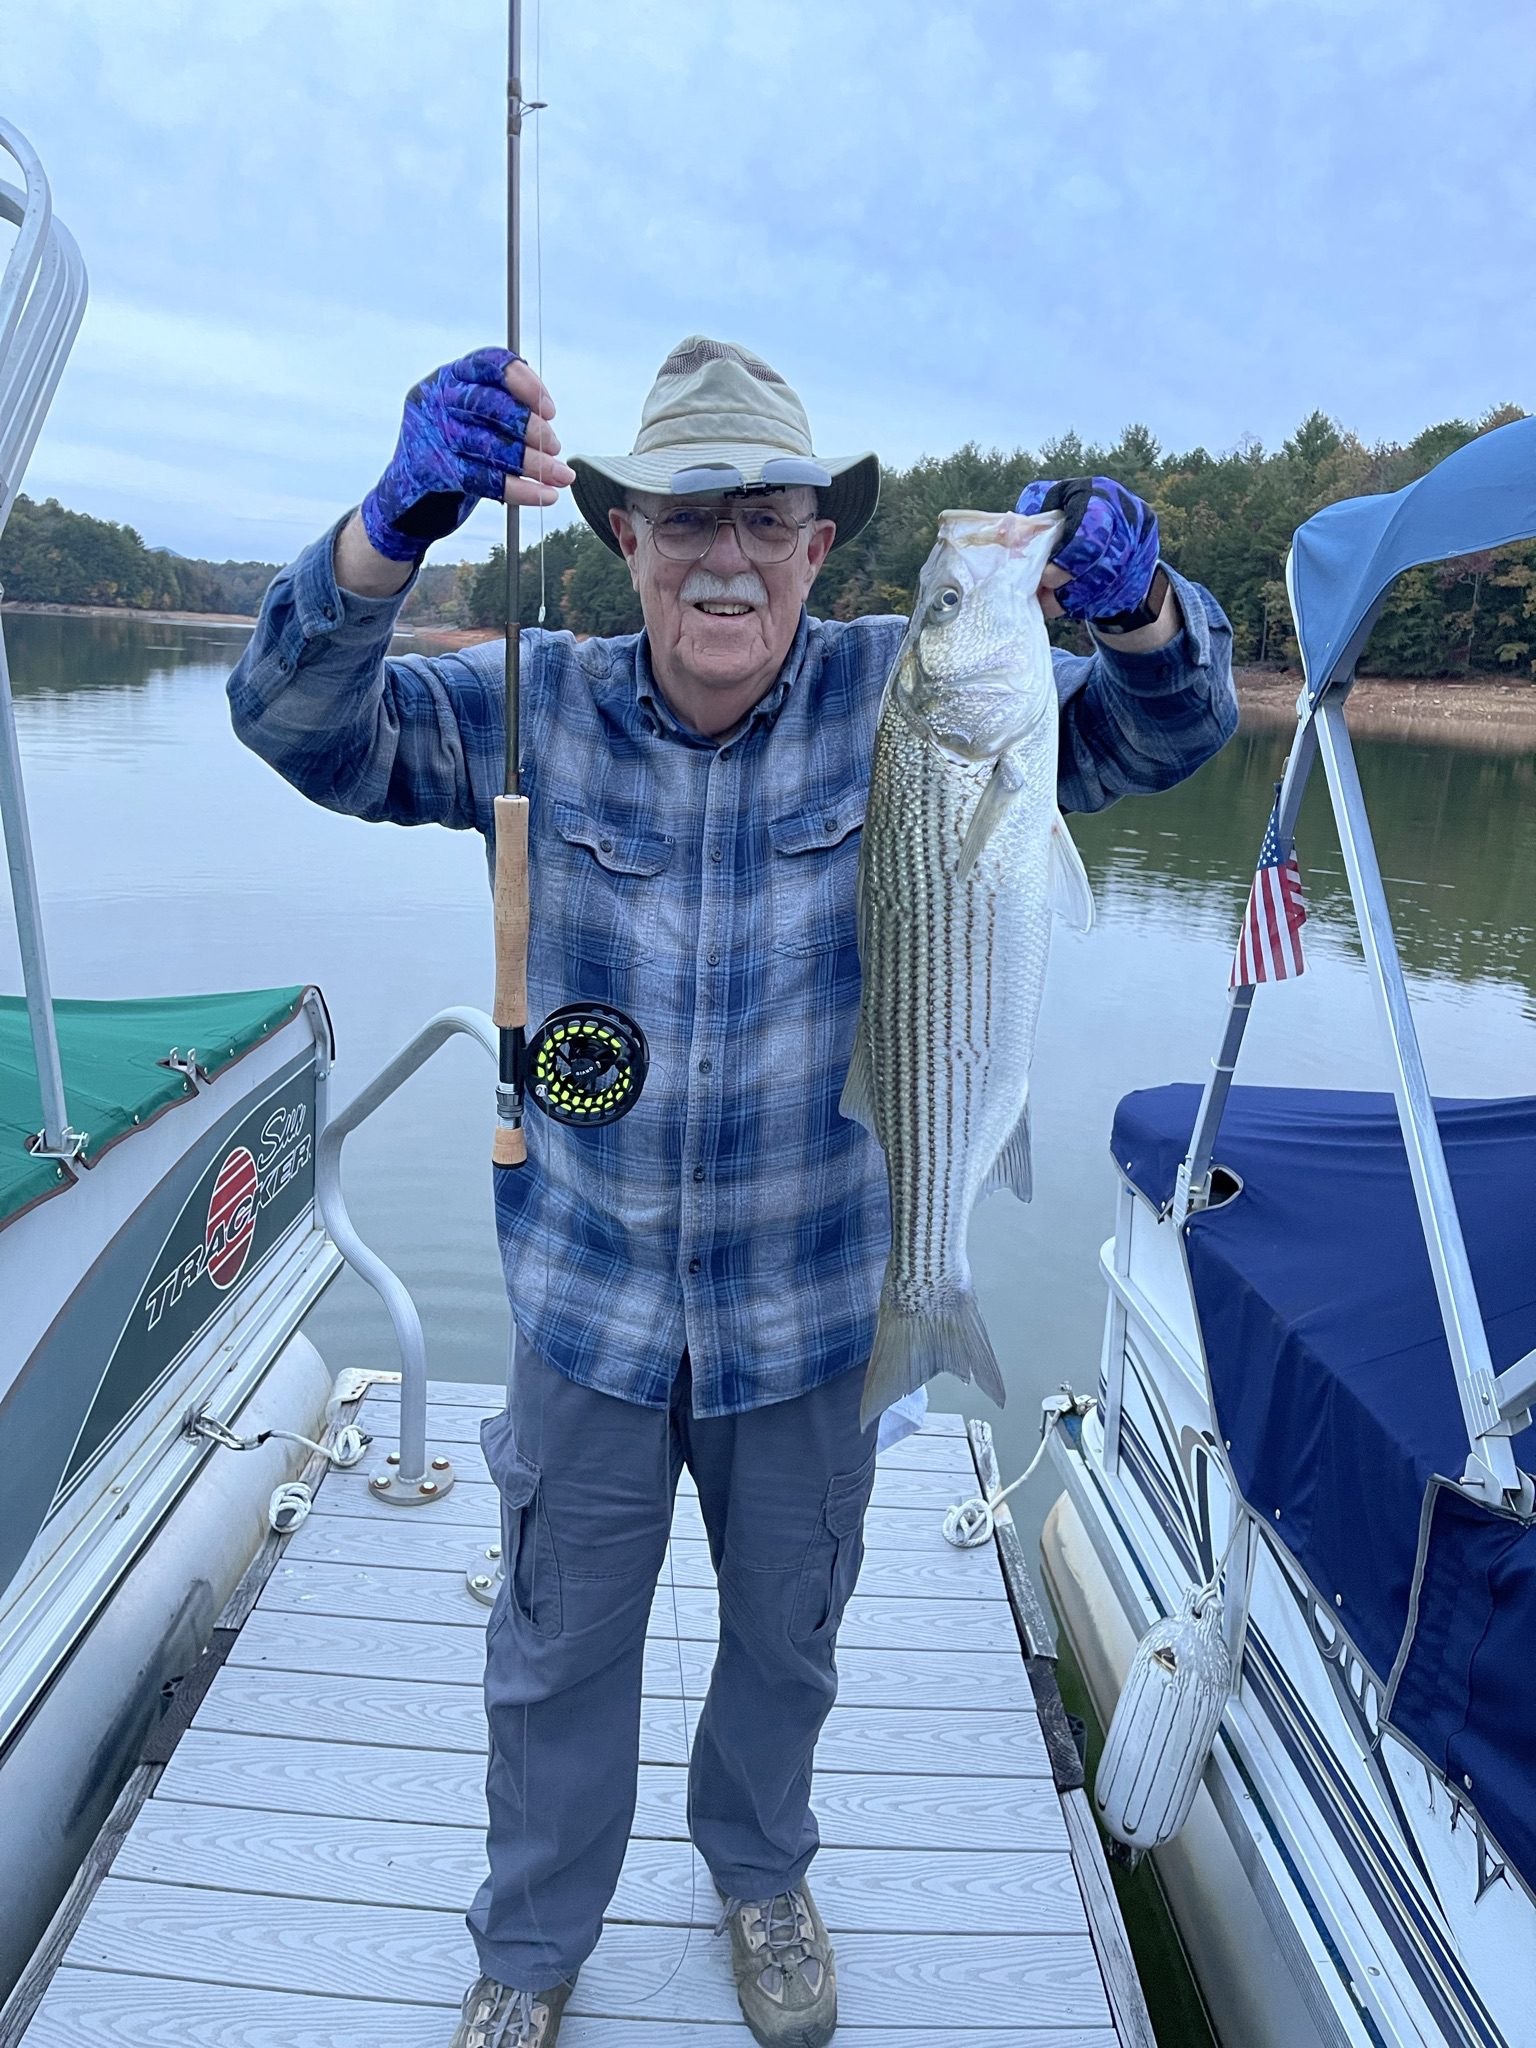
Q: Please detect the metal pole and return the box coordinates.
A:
[1176,708,1319,1216]
[491,0,532,1169]
[0,623,71,1154]
[1313,696,1520,1502]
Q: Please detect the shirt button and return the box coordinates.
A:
[699,1058,712,1074]
[719,747,732,761]
[692,1165,705,1182]
[707,949,720,966]
[822,814,836,832]
[599,837,613,853]
[688,1257,701,1275]
[710,846,723,864]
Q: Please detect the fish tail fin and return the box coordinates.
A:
[859,1285,1007,1430]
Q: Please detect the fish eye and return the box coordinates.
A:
[931,586,962,618]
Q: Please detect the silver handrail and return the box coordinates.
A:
[313,1007,498,1500]
[0,118,89,1160]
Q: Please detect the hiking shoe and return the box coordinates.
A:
[715,1882,837,2048]
[447,1974,573,2047]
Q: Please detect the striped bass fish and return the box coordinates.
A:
[842,508,1094,1428]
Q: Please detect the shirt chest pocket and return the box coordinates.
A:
[545,801,676,969]
[769,791,866,957]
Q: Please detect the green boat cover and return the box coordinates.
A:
[0,987,310,1230]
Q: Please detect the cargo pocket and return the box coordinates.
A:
[790,1458,875,1642]
[770,791,865,957]
[480,1409,563,1639]
[545,801,675,969]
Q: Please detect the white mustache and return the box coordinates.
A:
[679,567,769,608]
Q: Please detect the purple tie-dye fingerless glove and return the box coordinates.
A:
[361,347,531,562]
[1014,475,1160,621]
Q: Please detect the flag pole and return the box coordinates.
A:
[492,0,531,1168]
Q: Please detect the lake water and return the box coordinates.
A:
[4,608,1535,1572]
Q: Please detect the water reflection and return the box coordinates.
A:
[1080,728,1536,1011]
[1,608,254,696]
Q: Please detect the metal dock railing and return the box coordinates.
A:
[4,1377,1154,2047]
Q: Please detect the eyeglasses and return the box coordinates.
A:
[631,502,816,564]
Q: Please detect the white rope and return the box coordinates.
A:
[260,1422,370,1468]
[941,1391,1080,1549]
[268,1481,313,1534]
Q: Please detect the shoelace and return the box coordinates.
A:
[715,1891,818,1978]
[460,1980,543,2047]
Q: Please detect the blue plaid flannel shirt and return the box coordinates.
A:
[228,517,1235,1415]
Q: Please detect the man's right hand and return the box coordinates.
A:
[359,348,575,564]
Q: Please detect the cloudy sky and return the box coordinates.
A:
[8,0,1534,563]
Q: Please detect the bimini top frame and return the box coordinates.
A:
[0,116,89,1160]
[1174,416,1536,1509]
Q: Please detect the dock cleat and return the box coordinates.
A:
[447,1974,572,2047]
[714,1882,837,2048]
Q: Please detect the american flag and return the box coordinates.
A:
[1231,798,1307,987]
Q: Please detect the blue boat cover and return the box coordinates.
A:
[1113,1083,1536,1892]
[1289,415,1536,697]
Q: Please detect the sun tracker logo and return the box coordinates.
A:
[206,1145,259,1290]
[141,1100,312,1331]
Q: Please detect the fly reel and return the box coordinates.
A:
[524,1002,648,1128]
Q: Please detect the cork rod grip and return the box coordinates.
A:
[492,1123,526,1167]
[492,795,530,1028]
[492,794,531,1167]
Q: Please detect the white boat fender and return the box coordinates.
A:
[1095,1577,1234,1861]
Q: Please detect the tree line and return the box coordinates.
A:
[5,402,1531,676]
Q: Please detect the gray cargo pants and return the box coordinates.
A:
[465,1335,876,1993]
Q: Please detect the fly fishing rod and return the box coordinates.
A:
[493,0,647,1167]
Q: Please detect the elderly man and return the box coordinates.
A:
[228,337,1236,2048]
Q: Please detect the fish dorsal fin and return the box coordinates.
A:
[956,750,1027,879]
[1050,811,1095,932]
[839,1032,878,1134]
[980,1092,1033,1204]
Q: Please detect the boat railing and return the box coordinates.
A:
[1172,419,1536,1510]
[313,1006,499,1501]
[0,116,89,1160]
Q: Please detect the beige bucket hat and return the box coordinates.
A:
[571,336,880,556]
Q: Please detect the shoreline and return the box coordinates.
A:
[4,606,1532,744]
[1234,667,1536,749]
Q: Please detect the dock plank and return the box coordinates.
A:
[225,1606,1041,1715]
[191,1664,1059,1789]
[152,1730,1058,1849]
[285,1506,1008,1601]
[62,1882,1111,2029]
[111,1804,1086,1935]
[335,1446,974,1513]
[28,1975,1117,2047]
[258,1555,1020,1652]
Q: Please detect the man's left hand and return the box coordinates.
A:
[1017,475,1159,623]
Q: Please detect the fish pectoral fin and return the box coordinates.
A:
[839,1033,879,1134]
[979,1094,1033,1203]
[1050,810,1095,932]
[956,751,1027,880]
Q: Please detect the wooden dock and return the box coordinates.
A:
[9,1377,1152,2046]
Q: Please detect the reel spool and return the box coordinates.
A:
[525,1002,648,1128]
